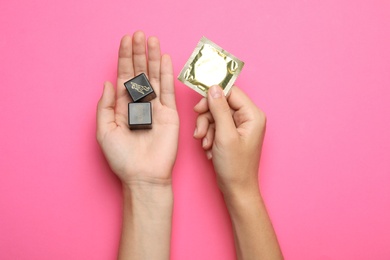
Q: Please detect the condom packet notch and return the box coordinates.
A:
[178,37,244,97]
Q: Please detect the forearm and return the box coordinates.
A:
[118,182,173,260]
[223,185,283,260]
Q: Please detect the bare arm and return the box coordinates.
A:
[194,85,283,260]
[119,183,173,260]
[223,186,282,260]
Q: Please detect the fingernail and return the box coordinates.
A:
[193,127,198,137]
[210,85,222,99]
[206,151,213,160]
[202,138,208,148]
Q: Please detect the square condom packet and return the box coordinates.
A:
[178,37,244,97]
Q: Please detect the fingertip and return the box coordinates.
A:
[119,35,132,57]
[206,150,213,160]
[194,98,208,113]
[193,123,205,139]
[163,53,171,59]
[202,137,208,149]
[193,127,198,138]
[161,54,172,68]
[147,36,160,47]
[132,31,146,55]
[100,81,107,101]
[133,30,145,41]
[100,81,115,106]
[194,113,212,140]
[202,137,213,150]
[208,85,223,99]
[207,85,230,115]
[104,80,112,87]
[120,34,132,45]
[103,80,114,90]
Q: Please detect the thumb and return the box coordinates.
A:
[207,85,237,138]
[96,81,116,143]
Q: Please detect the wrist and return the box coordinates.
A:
[119,168,173,190]
[123,181,173,206]
[214,158,261,197]
[217,170,260,199]
[222,184,262,212]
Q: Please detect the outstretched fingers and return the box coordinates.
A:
[159,54,176,110]
[132,31,148,77]
[147,36,161,96]
[117,35,134,99]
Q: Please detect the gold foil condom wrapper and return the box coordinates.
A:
[178,37,244,97]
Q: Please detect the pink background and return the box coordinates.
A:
[1,0,389,259]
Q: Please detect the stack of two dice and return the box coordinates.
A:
[124,73,156,130]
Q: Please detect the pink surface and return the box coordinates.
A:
[1,0,390,259]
